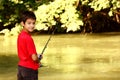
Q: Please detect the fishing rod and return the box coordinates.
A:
[38,27,56,61]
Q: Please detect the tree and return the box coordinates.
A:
[77,0,120,33]
[35,0,83,33]
[1,0,120,35]
[0,0,39,31]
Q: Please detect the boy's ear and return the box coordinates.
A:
[21,21,25,27]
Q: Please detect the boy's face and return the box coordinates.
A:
[21,18,36,33]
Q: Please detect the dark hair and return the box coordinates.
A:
[20,11,36,23]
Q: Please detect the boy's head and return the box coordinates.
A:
[20,11,36,23]
[20,11,36,33]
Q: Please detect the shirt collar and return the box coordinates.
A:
[22,30,31,36]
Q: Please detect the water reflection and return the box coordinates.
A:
[0,36,17,55]
[33,33,120,75]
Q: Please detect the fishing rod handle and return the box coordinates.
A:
[38,54,43,61]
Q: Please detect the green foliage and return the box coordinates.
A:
[0,0,39,31]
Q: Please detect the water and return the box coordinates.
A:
[0,33,120,80]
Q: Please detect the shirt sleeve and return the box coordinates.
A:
[26,36,37,55]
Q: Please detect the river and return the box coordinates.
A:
[0,32,120,80]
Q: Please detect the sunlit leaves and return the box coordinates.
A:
[87,0,110,11]
[112,0,120,8]
[108,11,113,16]
[80,0,120,16]
[109,0,120,16]
[0,29,10,37]
[81,0,89,5]
[0,24,23,36]
[1,0,120,35]
[0,19,2,22]
[10,24,23,36]
[35,0,83,32]
[10,0,19,3]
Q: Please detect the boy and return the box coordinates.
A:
[17,11,41,80]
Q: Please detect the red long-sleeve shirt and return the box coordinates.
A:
[17,30,39,70]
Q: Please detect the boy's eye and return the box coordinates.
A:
[27,22,35,25]
[33,22,35,25]
[28,22,31,24]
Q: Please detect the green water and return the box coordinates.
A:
[0,33,120,80]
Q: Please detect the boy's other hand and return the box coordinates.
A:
[32,54,39,63]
